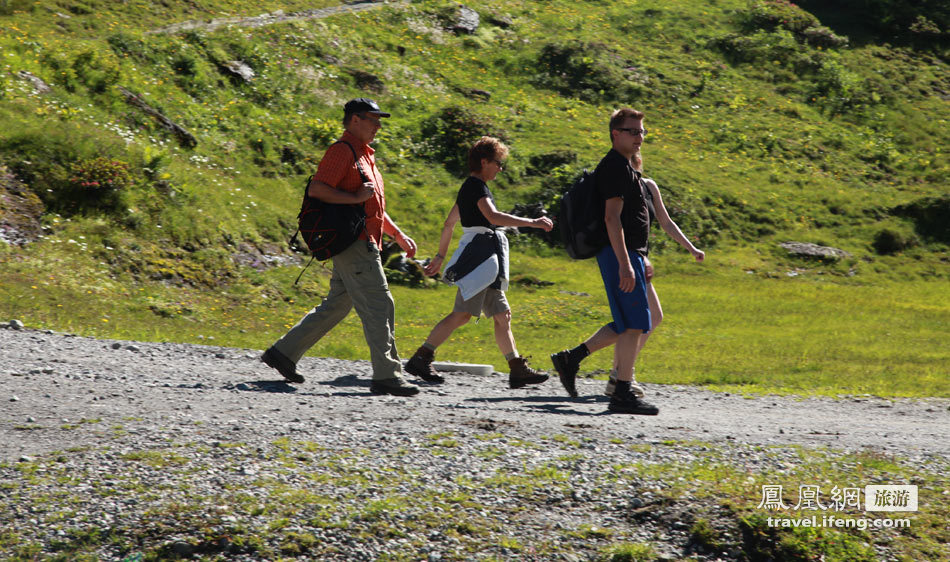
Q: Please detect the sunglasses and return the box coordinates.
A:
[616,127,648,136]
[493,159,506,168]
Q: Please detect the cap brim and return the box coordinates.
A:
[369,111,391,118]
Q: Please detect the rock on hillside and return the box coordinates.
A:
[0,165,44,246]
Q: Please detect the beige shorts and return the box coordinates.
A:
[453,287,510,318]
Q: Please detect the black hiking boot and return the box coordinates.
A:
[261,346,304,383]
[370,376,420,396]
[550,349,579,397]
[605,375,644,397]
[608,384,659,416]
[404,346,445,384]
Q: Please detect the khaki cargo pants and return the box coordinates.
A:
[273,239,402,381]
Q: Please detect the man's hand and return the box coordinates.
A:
[533,217,554,231]
[692,248,705,262]
[619,263,637,293]
[395,231,417,259]
[354,181,375,203]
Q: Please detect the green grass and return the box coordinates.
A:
[1,0,948,398]
[2,242,946,397]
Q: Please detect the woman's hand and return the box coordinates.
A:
[424,254,444,277]
[533,217,554,232]
[691,248,705,262]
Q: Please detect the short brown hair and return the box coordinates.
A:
[608,108,645,133]
[609,108,645,171]
[468,136,509,173]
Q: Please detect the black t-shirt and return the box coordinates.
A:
[595,148,651,256]
[456,176,494,228]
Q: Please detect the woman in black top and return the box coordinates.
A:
[404,137,554,389]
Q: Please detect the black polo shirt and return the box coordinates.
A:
[595,148,650,256]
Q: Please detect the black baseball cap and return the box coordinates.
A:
[343,98,391,118]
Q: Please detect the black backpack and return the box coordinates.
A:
[559,168,655,260]
[558,170,607,259]
[291,141,368,261]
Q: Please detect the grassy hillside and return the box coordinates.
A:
[1,0,948,396]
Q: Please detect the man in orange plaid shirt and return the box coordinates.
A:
[261,98,421,396]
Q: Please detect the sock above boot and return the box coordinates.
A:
[568,344,590,364]
[614,379,633,395]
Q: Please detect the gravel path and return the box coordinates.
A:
[2,327,947,463]
[1,326,947,560]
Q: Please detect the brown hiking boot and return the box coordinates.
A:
[404,346,445,384]
[508,356,549,389]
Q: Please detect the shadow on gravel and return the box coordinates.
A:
[317,374,372,391]
[232,381,298,393]
[465,395,611,416]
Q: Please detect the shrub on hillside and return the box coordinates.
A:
[0,0,33,15]
[872,227,917,255]
[802,26,849,48]
[744,0,820,34]
[533,42,644,102]
[798,0,948,42]
[809,57,868,110]
[893,195,950,244]
[107,32,153,62]
[420,106,509,175]
[720,2,849,71]
[65,157,134,214]
[1,131,83,208]
[39,49,121,94]
[527,150,577,176]
[713,29,820,73]
[0,124,140,217]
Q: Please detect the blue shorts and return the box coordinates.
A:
[596,245,651,334]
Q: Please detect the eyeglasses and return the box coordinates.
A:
[359,113,382,126]
[493,159,506,168]
[616,127,648,136]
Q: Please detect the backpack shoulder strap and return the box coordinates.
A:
[302,140,371,196]
[336,140,371,183]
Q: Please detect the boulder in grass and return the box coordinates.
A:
[779,242,851,261]
[451,6,479,34]
[221,60,255,83]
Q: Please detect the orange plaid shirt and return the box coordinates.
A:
[313,131,386,247]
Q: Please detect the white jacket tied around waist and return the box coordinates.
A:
[443,226,509,301]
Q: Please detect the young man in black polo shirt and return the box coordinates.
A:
[562,108,661,415]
